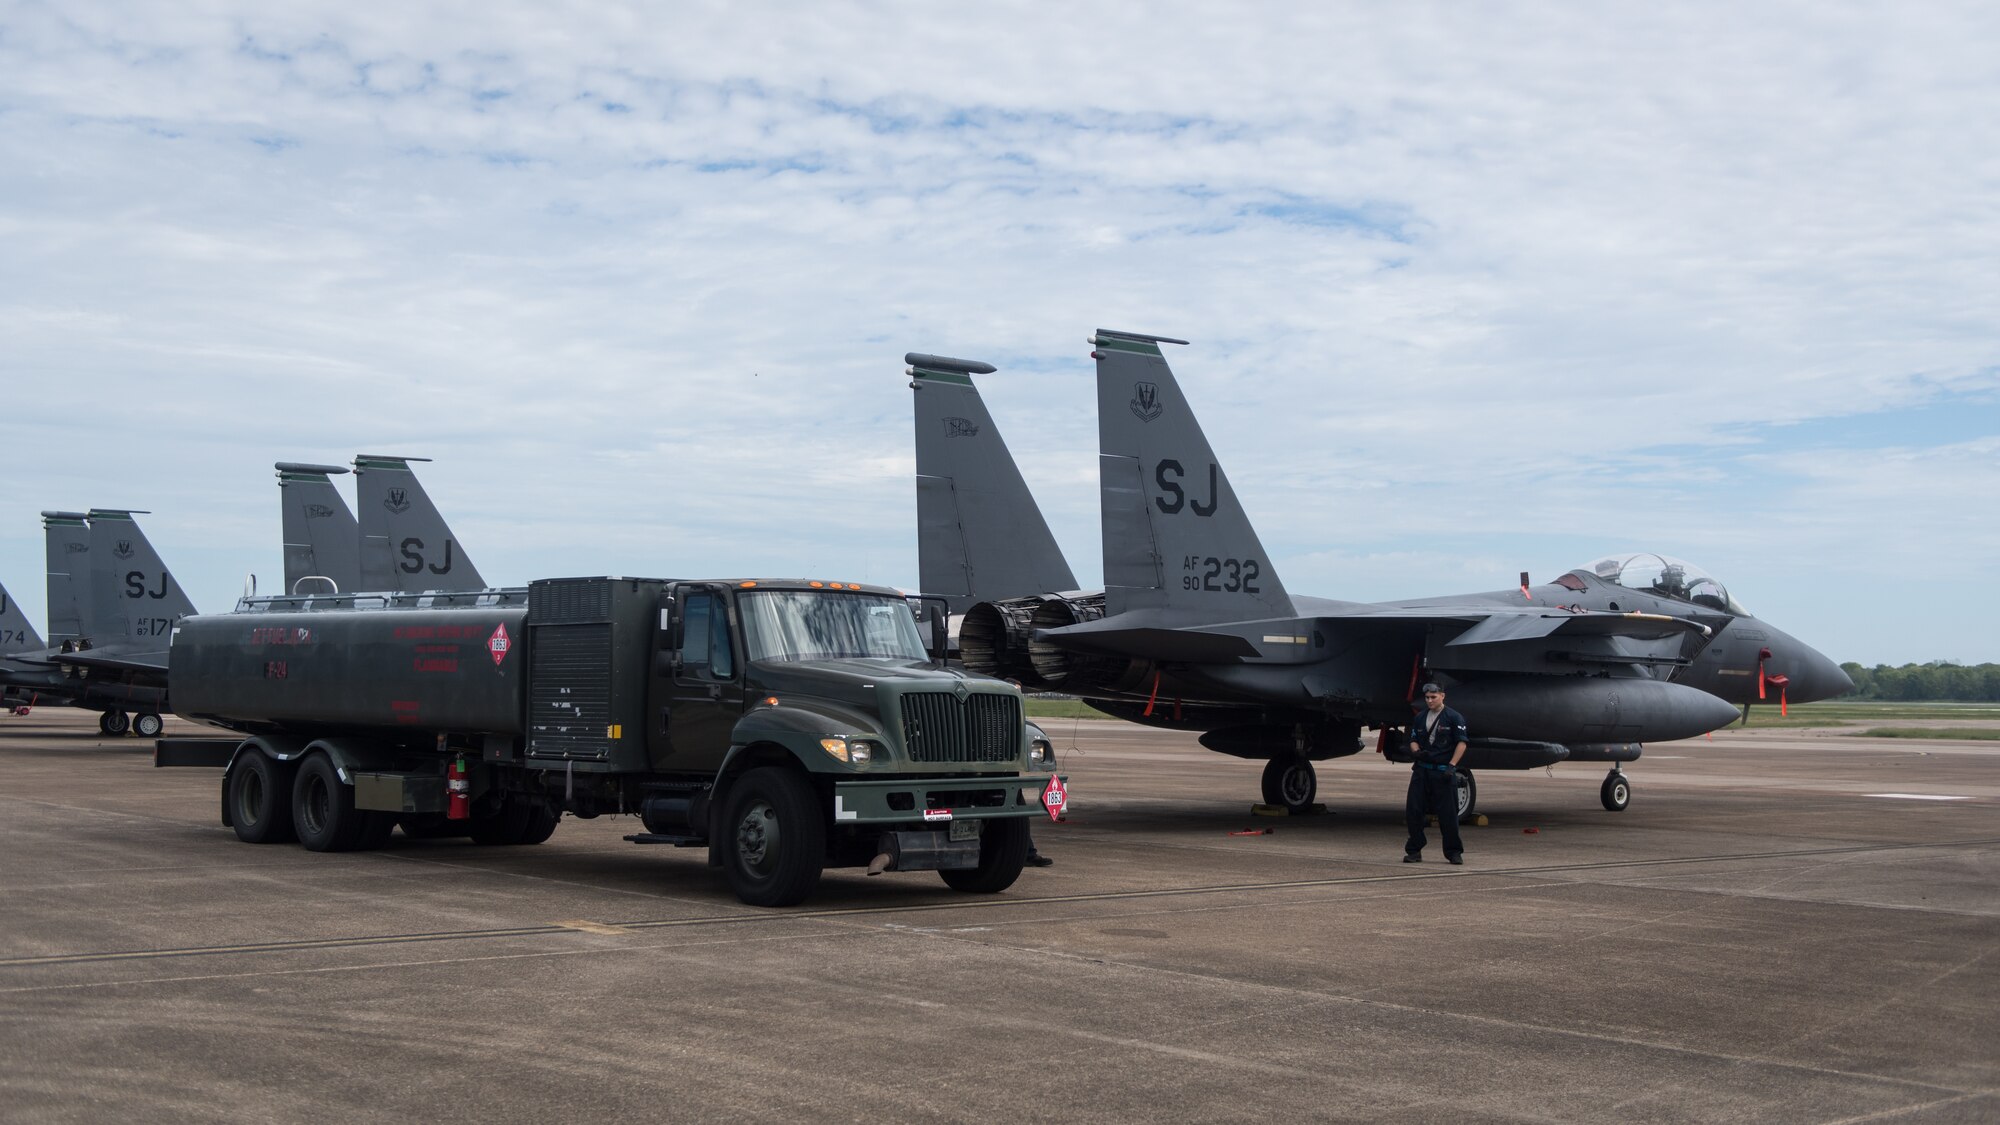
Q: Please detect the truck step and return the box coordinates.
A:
[623,832,706,847]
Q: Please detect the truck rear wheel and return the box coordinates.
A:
[939,817,1030,894]
[226,748,298,844]
[469,802,561,846]
[721,767,824,907]
[292,754,390,852]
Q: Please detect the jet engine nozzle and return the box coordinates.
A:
[1025,594,1116,687]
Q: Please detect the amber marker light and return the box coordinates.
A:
[738,581,757,588]
[809,581,824,588]
[762,696,779,707]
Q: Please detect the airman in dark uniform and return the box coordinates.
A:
[1405,682,1467,864]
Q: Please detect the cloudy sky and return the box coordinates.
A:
[4,2,1996,665]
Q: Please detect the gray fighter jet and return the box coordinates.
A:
[277,462,362,595]
[1,510,182,734]
[917,334,1845,817]
[354,455,486,593]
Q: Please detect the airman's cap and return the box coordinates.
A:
[1420,682,1443,694]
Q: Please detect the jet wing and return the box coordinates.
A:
[49,649,170,679]
[1035,613,1262,662]
[1307,603,1708,643]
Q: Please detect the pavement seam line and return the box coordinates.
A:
[5,836,1996,969]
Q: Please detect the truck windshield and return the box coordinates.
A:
[738,591,929,663]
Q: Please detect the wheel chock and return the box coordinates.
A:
[1252,803,1288,816]
[1470,815,1489,827]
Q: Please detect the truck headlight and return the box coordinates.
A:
[820,738,875,765]
[1030,737,1053,767]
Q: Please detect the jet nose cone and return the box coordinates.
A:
[1792,646,1855,703]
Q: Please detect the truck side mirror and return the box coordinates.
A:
[910,594,950,664]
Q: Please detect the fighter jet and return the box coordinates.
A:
[277,462,362,595]
[916,334,1809,818]
[0,510,181,734]
[354,455,486,593]
[0,577,45,713]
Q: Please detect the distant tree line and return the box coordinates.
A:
[1838,662,2000,702]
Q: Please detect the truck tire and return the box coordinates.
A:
[720,767,824,907]
[292,754,390,853]
[469,802,561,846]
[939,817,1030,894]
[226,748,298,844]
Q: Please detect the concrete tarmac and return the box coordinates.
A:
[2,708,1995,1123]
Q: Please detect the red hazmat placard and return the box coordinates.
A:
[1042,774,1068,822]
[488,623,512,666]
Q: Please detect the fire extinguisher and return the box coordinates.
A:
[447,755,471,821]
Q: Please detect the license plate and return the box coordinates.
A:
[948,820,981,842]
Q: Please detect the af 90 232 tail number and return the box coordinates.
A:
[1182,555,1260,593]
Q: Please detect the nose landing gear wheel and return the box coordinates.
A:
[100,710,130,736]
[1600,770,1632,812]
[133,712,164,738]
[1455,769,1477,820]
[1261,754,1318,813]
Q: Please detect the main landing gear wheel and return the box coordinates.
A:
[100,710,130,736]
[1600,769,1632,812]
[1455,770,1477,820]
[721,767,825,907]
[1261,754,1318,813]
[132,712,164,738]
[940,817,1030,894]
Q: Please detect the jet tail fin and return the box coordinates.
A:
[41,511,91,647]
[277,463,361,595]
[354,455,485,592]
[85,509,199,647]
[1093,330,1295,623]
[910,353,1078,613]
[0,576,44,656]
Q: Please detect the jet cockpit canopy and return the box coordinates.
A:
[1582,553,1750,617]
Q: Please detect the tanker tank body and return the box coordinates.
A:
[169,593,529,742]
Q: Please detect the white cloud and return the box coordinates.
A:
[3,1,1997,665]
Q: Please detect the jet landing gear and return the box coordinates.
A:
[1455,769,1477,820]
[1261,754,1317,814]
[133,712,164,738]
[98,710,130,736]
[1600,768,1632,812]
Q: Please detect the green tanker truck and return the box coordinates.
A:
[157,576,1065,906]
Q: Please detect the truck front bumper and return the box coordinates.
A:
[830,774,1064,825]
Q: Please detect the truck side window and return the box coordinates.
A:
[681,594,714,675]
[709,598,734,679]
[680,592,736,680]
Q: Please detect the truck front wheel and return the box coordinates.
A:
[226,748,298,844]
[720,767,825,907]
[292,754,390,853]
[939,817,1030,894]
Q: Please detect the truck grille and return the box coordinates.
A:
[900,692,1020,764]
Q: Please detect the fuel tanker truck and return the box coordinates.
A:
[157,576,1066,907]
